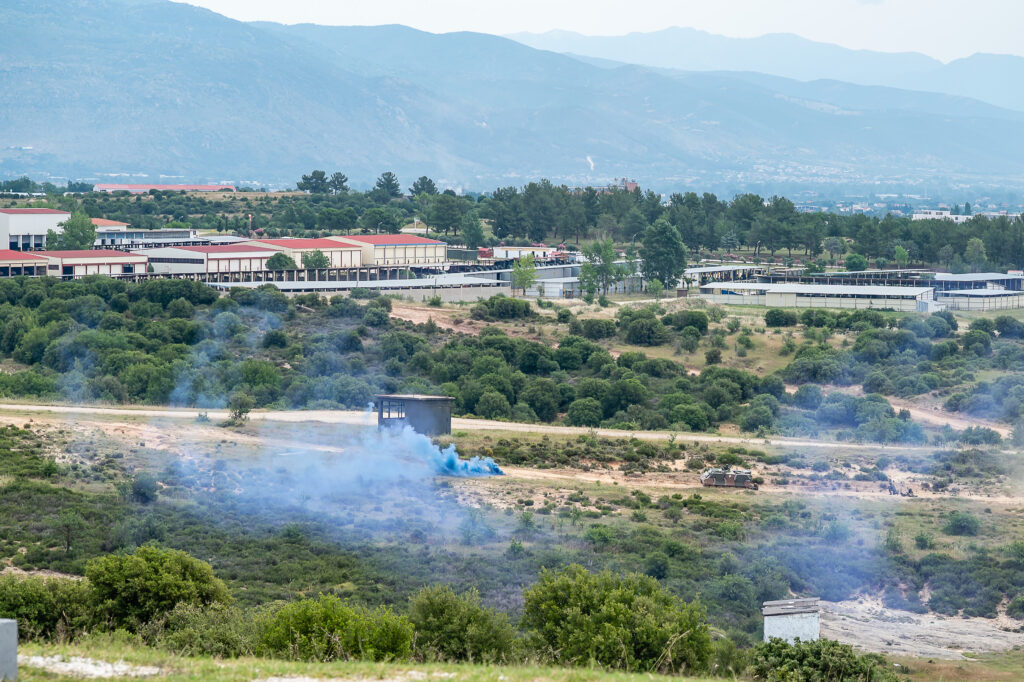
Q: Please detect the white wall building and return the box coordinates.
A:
[239,238,363,268]
[492,245,559,260]
[699,282,937,312]
[41,250,148,277]
[912,209,972,224]
[763,599,820,644]
[93,218,201,247]
[330,234,447,266]
[0,208,70,250]
[139,245,277,274]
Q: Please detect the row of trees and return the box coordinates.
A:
[12,168,1023,269]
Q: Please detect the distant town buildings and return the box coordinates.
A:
[911,209,972,224]
[93,184,235,193]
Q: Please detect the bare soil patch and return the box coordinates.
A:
[821,597,1023,660]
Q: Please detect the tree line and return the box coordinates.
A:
[9,169,1024,270]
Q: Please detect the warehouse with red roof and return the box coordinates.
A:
[329,234,446,265]
[239,238,363,267]
[139,244,277,274]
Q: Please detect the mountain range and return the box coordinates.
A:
[507,28,1024,114]
[1,0,1023,193]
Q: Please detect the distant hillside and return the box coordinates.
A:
[507,28,1024,113]
[2,0,1024,191]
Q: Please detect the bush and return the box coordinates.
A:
[705,348,722,365]
[792,385,823,410]
[362,307,390,327]
[565,397,603,427]
[259,595,413,662]
[764,309,798,327]
[581,318,616,340]
[943,511,980,536]
[475,391,512,420]
[0,575,95,640]
[147,602,259,658]
[408,585,517,663]
[624,318,669,346]
[750,638,898,682]
[85,545,231,628]
[521,564,711,674]
[263,329,288,348]
[663,310,708,334]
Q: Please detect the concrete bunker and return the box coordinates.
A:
[375,394,454,437]
[762,598,820,644]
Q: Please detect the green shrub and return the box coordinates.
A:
[85,545,231,628]
[565,397,603,427]
[764,309,798,327]
[259,595,413,662]
[146,602,259,658]
[582,318,616,340]
[521,564,711,674]
[362,307,390,327]
[408,585,517,663]
[943,511,980,536]
[750,638,898,681]
[475,391,512,420]
[0,575,95,640]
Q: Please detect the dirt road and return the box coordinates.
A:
[821,597,1023,659]
[0,403,940,453]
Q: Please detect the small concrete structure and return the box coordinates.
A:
[375,394,454,437]
[762,598,820,644]
[0,618,15,680]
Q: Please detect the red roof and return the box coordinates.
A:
[342,234,445,245]
[91,218,129,227]
[0,249,49,261]
[93,184,235,193]
[251,238,359,249]
[43,250,146,260]
[176,245,276,255]
[0,208,70,215]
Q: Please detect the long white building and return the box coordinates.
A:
[140,245,277,274]
[699,282,937,312]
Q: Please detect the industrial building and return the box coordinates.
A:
[699,282,937,312]
[933,272,1024,291]
[491,245,561,260]
[935,289,1024,311]
[762,599,820,644]
[93,219,203,248]
[141,244,277,274]
[376,394,454,436]
[682,264,768,288]
[41,250,148,277]
[0,208,70,250]
[0,250,50,277]
[329,234,447,266]
[209,273,509,302]
[239,238,364,268]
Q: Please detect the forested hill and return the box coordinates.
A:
[3,0,1024,190]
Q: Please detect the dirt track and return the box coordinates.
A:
[821,597,1023,659]
[0,402,940,453]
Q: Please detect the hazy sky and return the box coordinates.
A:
[182,0,1021,62]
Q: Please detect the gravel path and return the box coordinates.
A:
[0,403,938,452]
